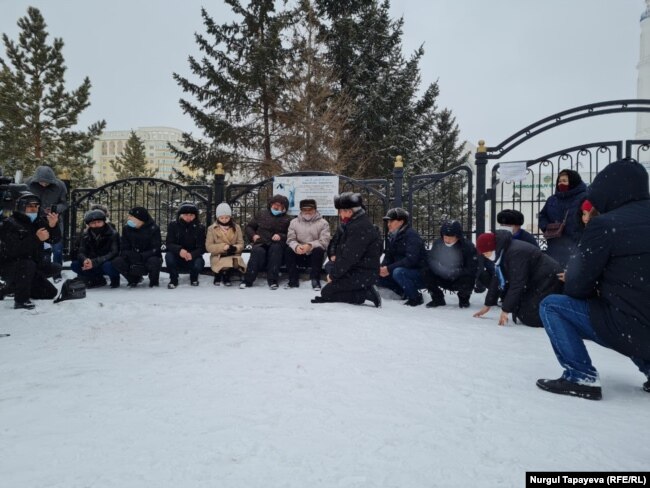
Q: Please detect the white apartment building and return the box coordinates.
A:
[91,127,192,184]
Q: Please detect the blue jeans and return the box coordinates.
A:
[71,260,120,281]
[540,294,650,384]
[377,267,424,300]
[52,241,63,266]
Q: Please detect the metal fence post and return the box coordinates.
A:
[393,155,404,208]
[474,140,488,236]
[214,162,225,207]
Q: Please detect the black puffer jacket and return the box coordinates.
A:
[382,224,426,271]
[166,208,206,259]
[565,159,650,359]
[0,211,61,264]
[77,224,119,267]
[485,230,562,327]
[426,221,477,281]
[245,195,291,246]
[120,216,162,261]
[331,209,382,289]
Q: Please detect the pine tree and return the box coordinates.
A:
[0,7,105,186]
[172,0,292,180]
[275,0,356,173]
[315,0,444,178]
[110,131,156,179]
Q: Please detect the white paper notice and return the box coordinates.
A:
[499,161,528,183]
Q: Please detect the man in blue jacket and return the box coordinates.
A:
[537,159,650,400]
[376,207,426,306]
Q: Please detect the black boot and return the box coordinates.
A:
[458,293,470,308]
[536,378,602,401]
[404,292,423,307]
[365,285,382,308]
[222,269,232,287]
[14,300,35,310]
[426,288,446,308]
[110,277,120,289]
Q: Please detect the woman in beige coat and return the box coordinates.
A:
[206,203,246,286]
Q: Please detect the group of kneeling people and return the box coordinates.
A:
[1,159,649,401]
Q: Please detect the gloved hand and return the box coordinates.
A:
[226,246,237,256]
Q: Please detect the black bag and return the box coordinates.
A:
[543,210,569,240]
[53,278,87,304]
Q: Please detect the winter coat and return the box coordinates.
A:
[245,200,291,247]
[538,180,587,267]
[77,224,119,268]
[512,228,538,248]
[0,211,61,265]
[119,216,162,262]
[166,218,206,260]
[327,225,343,259]
[206,222,246,273]
[565,159,650,359]
[25,166,68,214]
[426,236,477,282]
[287,211,331,253]
[330,209,382,289]
[485,230,563,327]
[382,224,426,272]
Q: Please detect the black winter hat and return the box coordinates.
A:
[334,192,363,209]
[84,209,107,224]
[497,209,524,226]
[177,201,199,218]
[268,194,289,210]
[440,220,463,239]
[129,206,151,223]
[15,191,40,213]
[558,169,583,190]
[383,207,409,222]
[299,198,317,209]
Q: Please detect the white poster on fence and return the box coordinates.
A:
[273,175,340,216]
[498,161,528,183]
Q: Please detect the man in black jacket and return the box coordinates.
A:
[376,207,426,306]
[473,231,562,327]
[312,192,382,307]
[112,207,162,288]
[165,202,206,288]
[496,209,538,248]
[0,192,61,309]
[423,220,477,308]
[537,159,650,400]
[71,209,120,288]
[242,194,291,289]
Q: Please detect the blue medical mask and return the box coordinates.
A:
[127,220,137,228]
[26,212,38,222]
[271,209,284,216]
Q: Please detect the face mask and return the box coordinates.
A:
[557,183,569,192]
[340,216,351,224]
[271,209,284,216]
[127,220,137,228]
[496,225,513,233]
[301,212,316,221]
[26,212,38,222]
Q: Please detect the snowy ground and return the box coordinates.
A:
[1,271,649,488]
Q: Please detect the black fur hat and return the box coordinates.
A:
[497,209,524,226]
[383,207,409,222]
[177,201,199,218]
[299,199,317,209]
[129,206,151,223]
[334,192,363,209]
[440,220,463,238]
[84,209,107,224]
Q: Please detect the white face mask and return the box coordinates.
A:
[485,251,496,262]
[444,242,455,248]
[496,225,513,233]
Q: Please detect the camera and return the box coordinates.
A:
[0,167,28,218]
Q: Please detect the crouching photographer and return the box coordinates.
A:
[0,192,62,309]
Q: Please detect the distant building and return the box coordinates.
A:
[91,127,194,184]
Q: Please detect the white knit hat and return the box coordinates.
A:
[216,202,232,217]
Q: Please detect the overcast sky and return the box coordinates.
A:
[0,0,645,163]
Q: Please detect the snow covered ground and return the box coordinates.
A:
[1,272,649,488]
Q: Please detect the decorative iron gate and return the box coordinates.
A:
[67,178,212,256]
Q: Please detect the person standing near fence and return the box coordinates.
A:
[538,169,586,268]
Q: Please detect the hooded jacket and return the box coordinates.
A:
[485,230,562,327]
[245,195,291,246]
[120,213,161,261]
[564,159,650,359]
[26,166,68,215]
[538,172,587,241]
[165,206,206,259]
